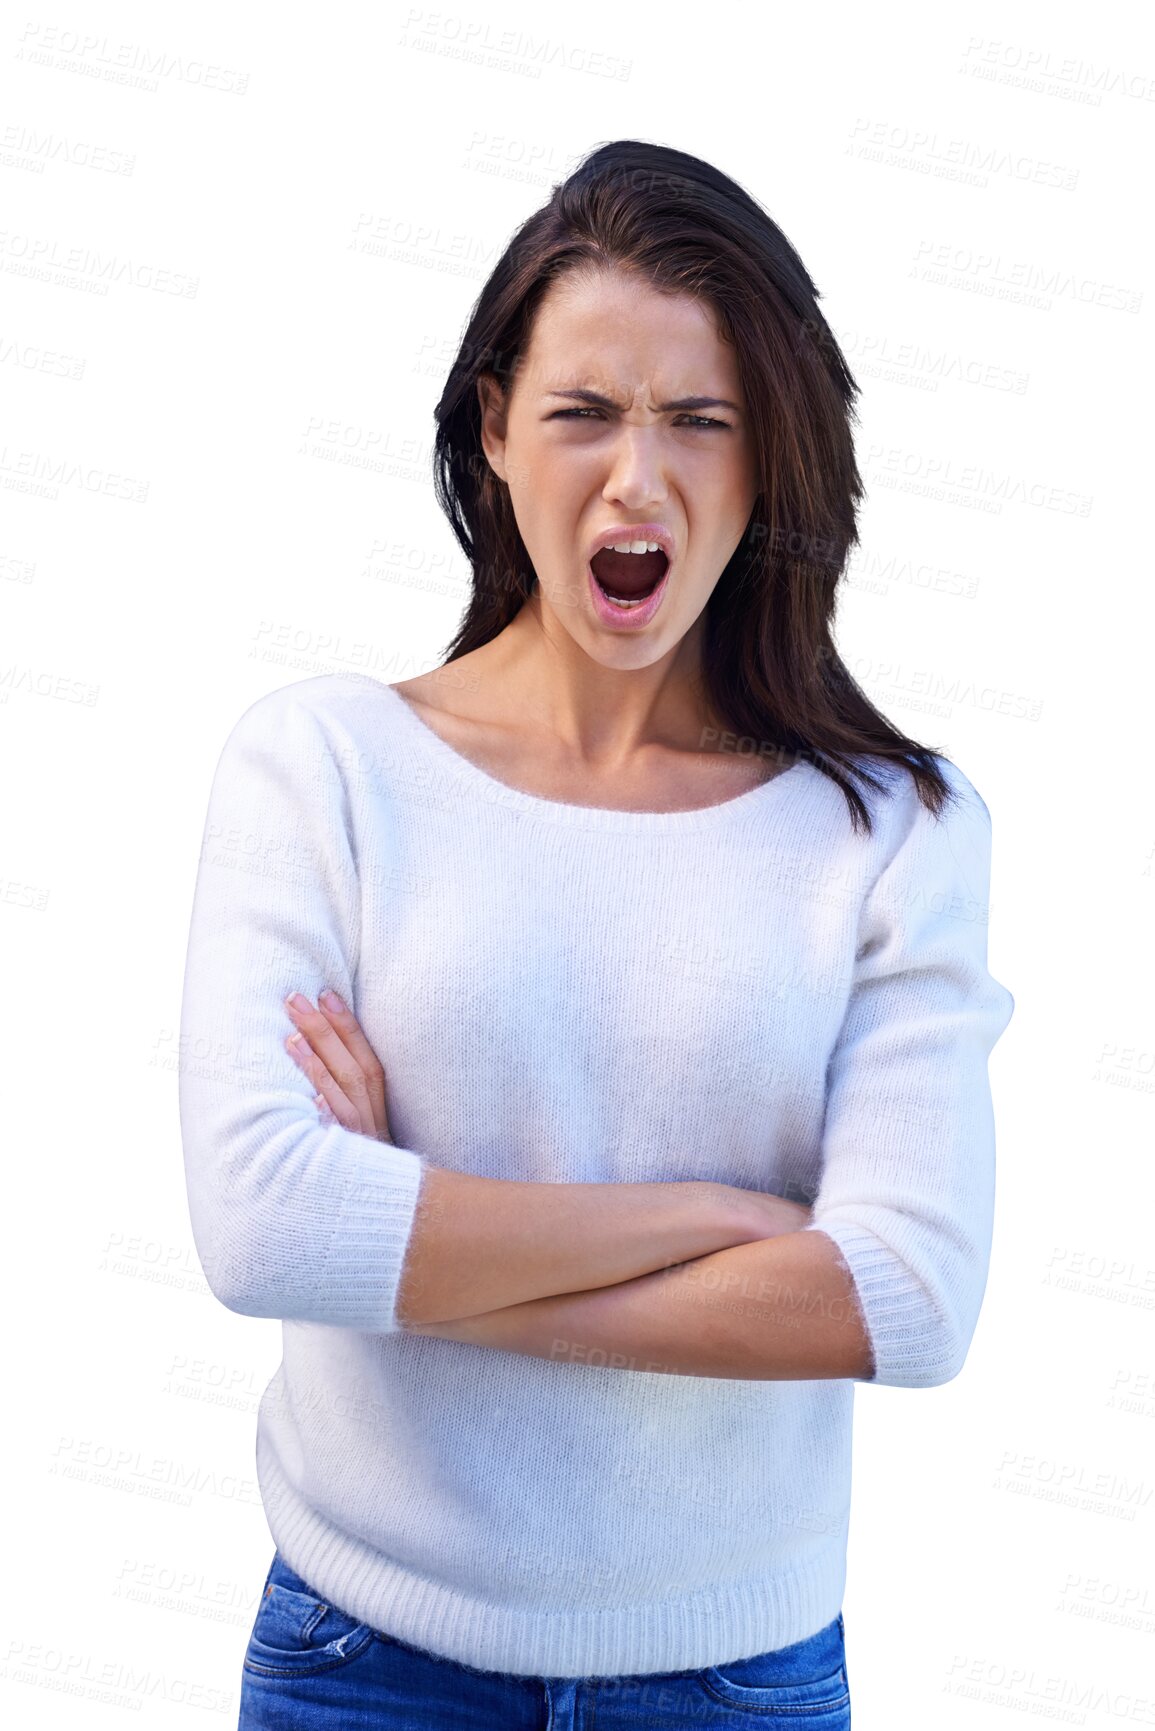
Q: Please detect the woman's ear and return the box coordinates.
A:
[476,373,510,483]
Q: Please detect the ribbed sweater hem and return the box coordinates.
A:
[256,1429,848,1679]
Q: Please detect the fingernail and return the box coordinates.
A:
[320,990,345,1013]
[285,994,310,1012]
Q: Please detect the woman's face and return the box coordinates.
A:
[478,266,759,670]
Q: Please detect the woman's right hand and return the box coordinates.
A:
[280,997,811,1256]
[283,989,392,1142]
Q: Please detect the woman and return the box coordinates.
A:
[180,140,1015,1727]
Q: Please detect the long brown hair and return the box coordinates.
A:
[431,139,956,834]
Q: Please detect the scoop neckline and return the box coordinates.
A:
[377,680,812,833]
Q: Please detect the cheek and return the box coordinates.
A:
[718,462,761,538]
[716,439,759,509]
[522,464,592,558]
[511,445,578,522]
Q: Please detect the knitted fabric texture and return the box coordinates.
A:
[178,671,1015,1678]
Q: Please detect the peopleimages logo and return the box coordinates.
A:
[861,445,1093,517]
[912,239,1142,314]
[958,36,1155,104]
[847,118,1080,191]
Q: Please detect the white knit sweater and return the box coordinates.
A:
[178,670,1014,1678]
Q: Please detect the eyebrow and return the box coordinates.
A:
[544,388,742,413]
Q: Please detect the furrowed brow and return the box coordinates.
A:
[545,388,741,413]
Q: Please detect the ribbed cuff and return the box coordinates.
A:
[311,1140,429,1331]
[803,1217,953,1388]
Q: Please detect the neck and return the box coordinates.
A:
[483,591,717,760]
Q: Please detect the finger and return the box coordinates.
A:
[315,990,391,1140]
[284,995,375,1136]
[285,1031,361,1132]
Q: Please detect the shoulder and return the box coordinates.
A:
[931,753,994,830]
[229,671,389,735]
[855,751,993,841]
[857,754,1000,940]
[844,751,998,914]
[216,673,400,772]
[202,676,399,819]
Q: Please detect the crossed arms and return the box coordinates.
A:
[394,1166,877,1382]
[181,695,1009,1391]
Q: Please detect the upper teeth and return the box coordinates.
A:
[606,540,662,554]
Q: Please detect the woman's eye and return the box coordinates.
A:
[549,409,729,430]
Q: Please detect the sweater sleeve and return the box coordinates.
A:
[177,685,427,1329]
[802,763,1015,1389]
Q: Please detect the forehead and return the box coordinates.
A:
[520,268,739,396]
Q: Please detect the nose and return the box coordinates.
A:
[600,425,670,512]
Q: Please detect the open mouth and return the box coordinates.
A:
[589,546,670,609]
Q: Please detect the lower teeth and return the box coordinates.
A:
[597,578,657,610]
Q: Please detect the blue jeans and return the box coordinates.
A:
[239,1549,852,1727]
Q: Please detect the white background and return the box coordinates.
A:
[3,1,1152,1724]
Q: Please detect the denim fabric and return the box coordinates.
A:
[239,1550,851,1727]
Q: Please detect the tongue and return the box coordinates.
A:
[591,547,667,599]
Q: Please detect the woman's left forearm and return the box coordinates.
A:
[409,1229,876,1382]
